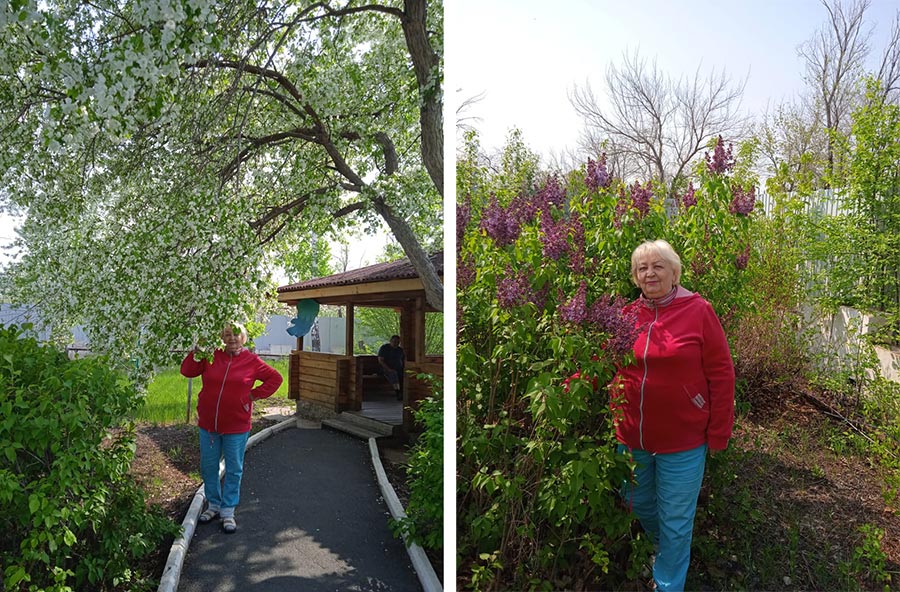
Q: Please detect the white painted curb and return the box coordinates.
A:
[157,415,298,592]
[368,437,443,592]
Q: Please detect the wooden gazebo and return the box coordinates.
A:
[276,252,443,432]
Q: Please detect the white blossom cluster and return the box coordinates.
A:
[0,0,443,373]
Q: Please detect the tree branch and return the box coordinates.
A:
[220,127,319,180]
[250,186,333,231]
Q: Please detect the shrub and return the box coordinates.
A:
[457,133,755,589]
[0,325,178,591]
[729,207,811,414]
[392,379,443,552]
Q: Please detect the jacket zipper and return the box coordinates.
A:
[638,306,659,450]
[214,355,233,433]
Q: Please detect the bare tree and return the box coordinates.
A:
[798,0,871,181]
[756,97,830,195]
[875,11,900,103]
[456,90,485,135]
[570,49,747,199]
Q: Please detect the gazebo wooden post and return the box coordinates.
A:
[345,304,355,355]
[414,296,426,362]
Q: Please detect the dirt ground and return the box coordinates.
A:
[688,395,900,590]
[130,400,416,583]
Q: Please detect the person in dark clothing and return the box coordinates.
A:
[377,335,405,400]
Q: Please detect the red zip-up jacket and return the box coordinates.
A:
[611,290,735,453]
[180,348,283,434]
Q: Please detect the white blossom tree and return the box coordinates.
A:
[0,0,443,370]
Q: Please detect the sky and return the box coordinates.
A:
[447,0,900,160]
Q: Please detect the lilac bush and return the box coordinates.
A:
[457,134,757,590]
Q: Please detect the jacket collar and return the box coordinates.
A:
[640,285,693,309]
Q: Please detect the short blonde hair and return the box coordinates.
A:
[222,323,248,344]
[631,239,682,285]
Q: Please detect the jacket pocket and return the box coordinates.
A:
[682,383,709,410]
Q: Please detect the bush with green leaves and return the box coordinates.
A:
[0,325,178,592]
[807,78,900,344]
[392,380,443,552]
[456,132,756,589]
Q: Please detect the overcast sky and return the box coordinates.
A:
[447,0,900,160]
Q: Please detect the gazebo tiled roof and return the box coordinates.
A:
[277,251,442,293]
[276,251,443,309]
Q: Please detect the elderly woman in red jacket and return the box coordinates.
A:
[181,324,283,534]
[612,240,735,591]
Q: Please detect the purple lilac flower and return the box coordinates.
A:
[558,281,588,324]
[457,255,475,289]
[511,192,540,226]
[531,284,550,311]
[480,195,521,246]
[630,181,653,218]
[691,256,709,278]
[585,154,611,191]
[536,175,566,212]
[705,136,735,175]
[681,181,697,209]
[568,215,585,274]
[729,184,756,215]
[735,244,750,270]
[588,295,640,357]
[497,266,531,309]
[457,196,471,252]
[541,213,568,260]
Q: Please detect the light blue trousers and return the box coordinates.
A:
[199,428,250,519]
[620,444,707,592]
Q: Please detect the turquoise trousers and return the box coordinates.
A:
[199,428,250,519]
[620,444,708,592]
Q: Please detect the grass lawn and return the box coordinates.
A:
[137,358,290,424]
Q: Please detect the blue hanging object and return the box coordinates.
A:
[287,299,319,338]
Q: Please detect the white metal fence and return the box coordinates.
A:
[756,187,848,218]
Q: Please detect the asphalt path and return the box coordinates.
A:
[177,425,421,592]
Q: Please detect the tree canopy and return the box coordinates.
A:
[0,0,443,370]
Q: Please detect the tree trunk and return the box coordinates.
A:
[401,0,443,197]
[370,195,444,311]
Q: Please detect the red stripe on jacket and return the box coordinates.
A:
[180,349,284,434]
[612,292,735,453]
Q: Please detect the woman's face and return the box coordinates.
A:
[222,326,245,353]
[635,252,675,299]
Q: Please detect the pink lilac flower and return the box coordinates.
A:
[630,181,653,218]
[729,184,756,215]
[735,244,750,270]
[540,213,568,260]
[497,266,531,309]
[705,136,735,175]
[480,195,521,246]
[681,181,697,209]
[585,154,611,191]
[558,281,588,324]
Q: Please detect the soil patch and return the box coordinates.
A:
[690,396,900,590]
